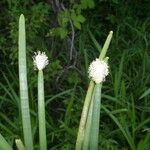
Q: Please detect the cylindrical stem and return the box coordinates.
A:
[90,84,101,150]
[75,81,94,150]
[82,89,95,150]
[38,70,47,150]
[99,31,113,60]
[19,14,33,150]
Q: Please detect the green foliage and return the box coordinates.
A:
[0,133,12,150]
[48,0,95,38]
[8,1,50,63]
[67,71,81,84]
[0,0,150,149]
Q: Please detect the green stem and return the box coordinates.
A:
[75,81,95,150]
[18,14,33,150]
[90,84,102,150]
[82,89,95,150]
[38,70,47,150]
[99,31,113,60]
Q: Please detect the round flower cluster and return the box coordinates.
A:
[33,51,49,70]
[88,58,109,84]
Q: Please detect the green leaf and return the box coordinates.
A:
[49,27,68,38]
[76,15,86,23]
[0,133,12,150]
[112,0,119,4]
[87,0,95,8]
[58,27,68,39]
[49,28,56,36]
[88,30,102,52]
[63,9,70,17]
[73,21,81,29]
[71,11,77,21]
[81,0,88,9]
[102,106,136,150]
[139,88,150,99]
[67,71,81,84]
[137,133,150,150]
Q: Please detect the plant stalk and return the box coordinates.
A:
[38,70,47,150]
[82,89,95,150]
[90,83,101,150]
[99,31,113,60]
[75,81,94,150]
[18,14,33,150]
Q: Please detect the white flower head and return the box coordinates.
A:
[33,51,49,70]
[88,58,109,84]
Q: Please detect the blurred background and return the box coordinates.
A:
[0,0,150,149]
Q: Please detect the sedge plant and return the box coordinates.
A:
[0,13,112,150]
[75,31,113,150]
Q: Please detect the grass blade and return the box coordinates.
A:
[45,89,73,106]
[139,88,150,99]
[102,105,135,150]
[0,133,12,150]
[0,112,18,130]
[88,30,102,52]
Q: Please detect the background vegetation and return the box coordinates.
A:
[0,0,150,149]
